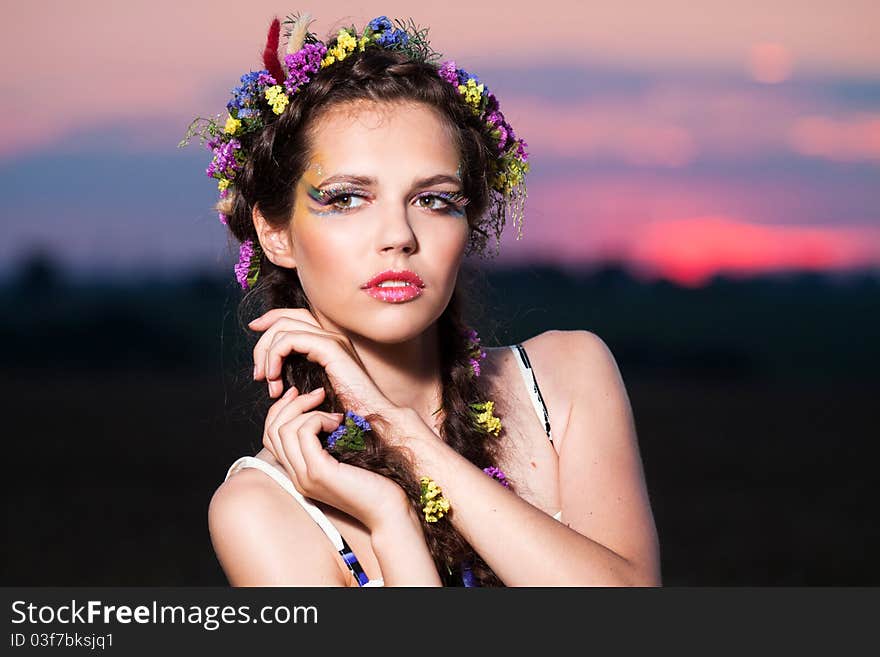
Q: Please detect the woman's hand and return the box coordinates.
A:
[262,384,411,531]
[249,308,399,420]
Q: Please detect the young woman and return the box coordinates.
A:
[189,13,661,586]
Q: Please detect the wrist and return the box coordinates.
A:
[369,499,422,541]
[383,407,445,467]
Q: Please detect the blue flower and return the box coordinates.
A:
[227,69,272,116]
[325,411,371,452]
[375,28,409,48]
[346,410,372,432]
[326,425,346,449]
[368,16,393,32]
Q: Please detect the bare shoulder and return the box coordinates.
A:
[525,329,627,399]
[522,329,613,374]
[208,464,348,587]
[531,330,661,585]
[516,329,615,449]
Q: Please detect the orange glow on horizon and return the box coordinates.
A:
[624,216,880,287]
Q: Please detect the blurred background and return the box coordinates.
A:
[1,0,877,585]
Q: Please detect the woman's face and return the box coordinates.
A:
[285,100,470,343]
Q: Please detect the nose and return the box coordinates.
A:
[377,204,418,255]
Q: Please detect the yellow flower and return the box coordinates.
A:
[420,476,451,522]
[320,30,360,68]
[337,29,357,51]
[358,35,370,51]
[458,78,485,115]
[472,400,503,437]
[223,115,241,135]
[263,85,289,115]
[217,178,230,192]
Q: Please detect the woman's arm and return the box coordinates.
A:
[369,505,444,586]
[395,330,661,587]
[209,468,442,586]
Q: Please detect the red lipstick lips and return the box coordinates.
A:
[361,269,425,303]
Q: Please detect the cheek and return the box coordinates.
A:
[291,220,356,294]
[437,219,470,261]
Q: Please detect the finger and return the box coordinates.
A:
[270,386,334,430]
[264,384,300,427]
[299,413,346,474]
[249,308,322,333]
[263,385,308,456]
[264,330,340,398]
[252,316,327,382]
[278,411,339,495]
[277,416,311,492]
[289,412,347,493]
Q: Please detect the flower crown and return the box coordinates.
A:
[179,12,530,289]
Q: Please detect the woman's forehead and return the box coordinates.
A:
[307,100,459,169]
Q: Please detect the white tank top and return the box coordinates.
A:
[224,343,560,587]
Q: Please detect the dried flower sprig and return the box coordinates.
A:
[326,410,372,452]
[420,476,451,522]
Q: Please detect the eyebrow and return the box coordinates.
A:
[315,173,462,189]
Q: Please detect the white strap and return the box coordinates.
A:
[509,345,553,442]
[225,456,345,552]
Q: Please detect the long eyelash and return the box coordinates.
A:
[417,191,470,213]
[309,184,368,206]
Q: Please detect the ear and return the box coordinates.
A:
[252,204,297,269]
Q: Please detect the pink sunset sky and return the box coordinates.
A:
[1,0,878,286]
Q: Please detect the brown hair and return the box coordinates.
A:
[223,42,515,585]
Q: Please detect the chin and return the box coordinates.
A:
[349,306,442,344]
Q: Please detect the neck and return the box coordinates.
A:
[348,322,444,429]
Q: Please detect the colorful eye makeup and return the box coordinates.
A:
[414,190,469,216]
[305,182,469,217]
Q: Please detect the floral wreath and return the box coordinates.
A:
[179,12,530,290]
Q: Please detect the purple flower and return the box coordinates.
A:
[256,72,277,86]
[283,42,327,94]
[438,60,459,86]
[218,212,228,225]
[206,138,242,179]
[469,357,482,377]
[483,466,510,488]
[484,91,499,114]
[234,238,256,289]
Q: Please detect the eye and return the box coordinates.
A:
[416,195,447,210]
[328,193,367,210]
[414,191,468,215]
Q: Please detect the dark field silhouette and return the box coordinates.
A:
[3,255,878,585]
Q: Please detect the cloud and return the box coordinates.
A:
[624,216,880,285]
[789,113,880,162]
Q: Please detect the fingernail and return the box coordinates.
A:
[252,364,257,380]
[308,387,324,395]
[283,386,296,397]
